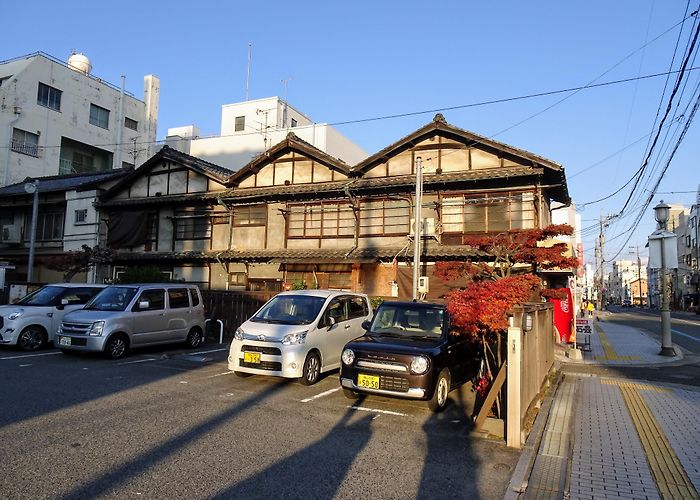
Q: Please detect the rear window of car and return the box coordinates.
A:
[189,288,200,306]
[168,288,190,309]
[347,296,368,319]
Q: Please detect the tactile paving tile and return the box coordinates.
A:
[642,388,700,496]
[570,378,660,500]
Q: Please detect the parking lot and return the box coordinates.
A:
[0,342,519,499]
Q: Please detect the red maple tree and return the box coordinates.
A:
[436,224,577,340]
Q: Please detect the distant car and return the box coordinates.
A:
[622,300,632,307]
[340,301,481,412]
[56,284,205,359]
[0,284,106,350]
[228,290,372,385]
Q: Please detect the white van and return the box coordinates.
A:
[228,290,372,385]
[0,284,106,350]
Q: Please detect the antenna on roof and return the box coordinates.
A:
[245,43,252,101]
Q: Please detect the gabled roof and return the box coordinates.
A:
[227,132,351,187]
[101,146,235,201]
[0,168,130,198]
[351,114,570,204]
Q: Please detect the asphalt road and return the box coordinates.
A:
[0,342,518,500]
[563,306,700,386]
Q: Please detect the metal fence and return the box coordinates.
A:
[200,290,277,342]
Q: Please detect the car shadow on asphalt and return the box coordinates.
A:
[59,378,295,499]
[211,395,374,499]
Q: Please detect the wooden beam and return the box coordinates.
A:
[473,361,507,430]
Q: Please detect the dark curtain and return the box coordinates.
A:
[107,210,150,248]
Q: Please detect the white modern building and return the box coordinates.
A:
[609,259,647,305]
[165,96,367,170]
[0,52,159,186]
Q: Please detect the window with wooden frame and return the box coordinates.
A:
[359,199,410,236]
[174,212,211,240]
[233,205,266,226]
[441,191,536,234]
[144,213,158,251]
[24,212,64,241]
[287,202,354,238]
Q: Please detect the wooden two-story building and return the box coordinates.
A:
[97,114,570,298]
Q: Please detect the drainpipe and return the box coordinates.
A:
[3,106,21,187]
[114,75,125,170]
[344,183,359,258]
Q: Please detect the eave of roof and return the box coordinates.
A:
[0,168,130,198]
[112,245,488,263]
[96,191,222,208]
[100,146,234,201]
[218,166,545,202]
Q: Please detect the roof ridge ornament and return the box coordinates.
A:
[433,113,446,124]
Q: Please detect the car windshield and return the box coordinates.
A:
[84,287,138,311]
[250,295,326,325]
[15,286,65,306]
[369,304,444,338]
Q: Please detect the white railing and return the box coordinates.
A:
[11,140,41,157]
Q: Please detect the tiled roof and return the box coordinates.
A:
[113,245,487,263]
[97,191,222,208]
[0,169,130,197]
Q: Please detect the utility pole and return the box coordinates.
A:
[412,156,423,300]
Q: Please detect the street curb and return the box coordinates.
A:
[503,369,564,499]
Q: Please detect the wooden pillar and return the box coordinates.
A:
[351,263,362,292]
[507,325,522,448]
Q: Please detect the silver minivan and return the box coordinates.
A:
[228,290,372,385]
[57,284,206,359]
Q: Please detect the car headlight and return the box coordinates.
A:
[88,321,105,337]
[7,310,24,320]
[281,331,308,345]
[341,348,355,365]
[234,327,244,340]
[410,355,429,375]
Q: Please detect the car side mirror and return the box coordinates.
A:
[326,317,336,329]
[138,300,150,310]
[361,320,371,331]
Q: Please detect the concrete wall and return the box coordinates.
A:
[0,54,158,185]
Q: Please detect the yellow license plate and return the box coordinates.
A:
[243,352,261,364]
[357,374,380,390]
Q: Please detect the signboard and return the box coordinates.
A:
[549,288,575,343]
[648,231,678,269]
[576,243,584,278]
[575,318,593,337]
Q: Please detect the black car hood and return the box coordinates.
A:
[347,334,444,356]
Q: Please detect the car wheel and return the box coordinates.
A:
[428,369,451,412]
[343,388,360,399]
[104,334,128,360]
[18,326,46,351]
[299,351,321,386]
[185,328,203,348]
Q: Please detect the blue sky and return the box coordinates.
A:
[4,0,699,268]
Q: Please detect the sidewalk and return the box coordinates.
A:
[506,312,700,500]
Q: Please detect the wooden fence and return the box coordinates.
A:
[506,302,555,448]
[200,290,277,342]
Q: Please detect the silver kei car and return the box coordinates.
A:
[228,290,372,385]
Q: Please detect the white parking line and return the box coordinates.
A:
[301,387,341,403]
[117,358,158,365]
[347,405,407,417]
[207,371,234,379]
[19,364,32,368]
[0,352,61,360]
[190,348,228,355]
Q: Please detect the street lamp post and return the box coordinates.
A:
[24,180,39,283]
[653,201,675,356]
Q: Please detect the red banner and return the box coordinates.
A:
[548,288,575,343]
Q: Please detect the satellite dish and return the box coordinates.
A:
[24,182,37,194]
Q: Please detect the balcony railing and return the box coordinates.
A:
[59,158,97,175]
[11,140,41,157]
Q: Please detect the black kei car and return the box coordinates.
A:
[339,301,480,412]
